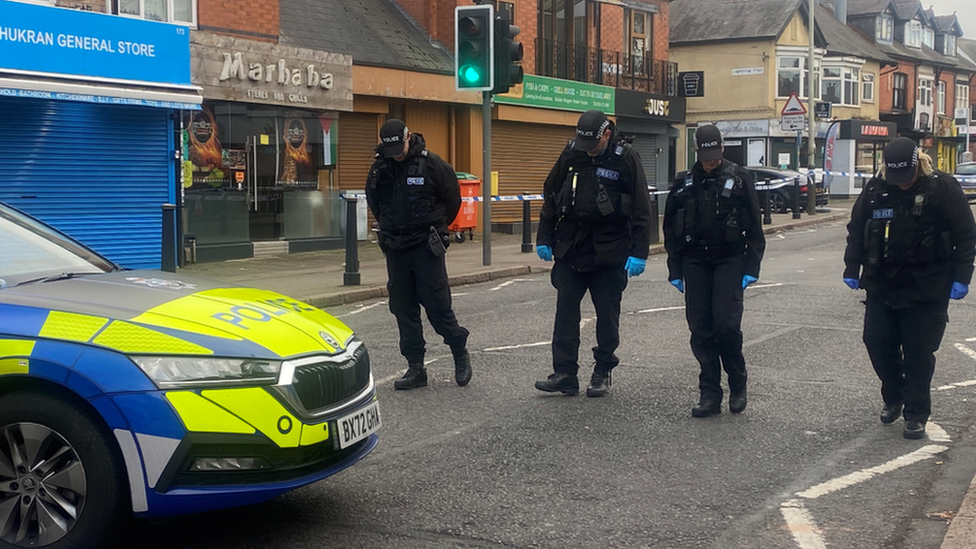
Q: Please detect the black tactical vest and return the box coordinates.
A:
[557,140,635,223]
[368,151,446,234]
[861,176,952,269]
[669,163,749,251]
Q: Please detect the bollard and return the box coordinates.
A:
[343,196,361,286]
[521,200,533,253]
[806,171,818,215]
[648,189,661,244]
[762,179,772,225]
[792,176,802,220]
[161,204,177,273]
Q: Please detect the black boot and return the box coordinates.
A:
[880,403,903,425]
[534,373,579,395]
[903,420,926,439]
[394,364,427,390]
[586,369,611,398]
[729,390,747,414]
[692,398,721,418]
[454,350,472,387]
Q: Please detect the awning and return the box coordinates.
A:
[0,70,202,110]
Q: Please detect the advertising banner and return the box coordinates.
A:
[495,74,614,114]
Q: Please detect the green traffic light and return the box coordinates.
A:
[460,65,483,85]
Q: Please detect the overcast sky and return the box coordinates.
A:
[921,0,976,40]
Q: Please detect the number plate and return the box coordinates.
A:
[336,401,381,449]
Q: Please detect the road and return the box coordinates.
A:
[115,217,976,549]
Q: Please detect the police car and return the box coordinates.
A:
[0,202,380,549]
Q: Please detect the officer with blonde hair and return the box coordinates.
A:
[843,137,976,439]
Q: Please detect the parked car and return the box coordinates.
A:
[955,162,976,202]
[0,202,379,549]
[671,167,828,214]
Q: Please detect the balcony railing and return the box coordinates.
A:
[535,38,678,96]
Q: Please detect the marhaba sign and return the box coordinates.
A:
[220,53,335,103]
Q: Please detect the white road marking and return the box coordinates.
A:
[780,500,828,549]
[966,337,976,342]
[928,423,951,443]
[936,379,976,391]
[339,301,386,317]
[635,306,686,314]
[489,280,517,291]
[744,326,800,347]
[451,292,469,297]
[484,341,550,352]
[795,444,949,500]
[376,371,404,385]
[954,343,976,362]
[748,283,785,290]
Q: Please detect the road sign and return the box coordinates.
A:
[781,114,806,131]
[781,92,807,116]
[815,102,832,120]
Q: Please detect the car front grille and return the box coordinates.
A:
[292,345,370,412]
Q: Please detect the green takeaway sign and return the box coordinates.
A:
[494,74,614,114]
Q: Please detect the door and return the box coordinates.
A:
[748,138,766,166]
[246,134,283,241]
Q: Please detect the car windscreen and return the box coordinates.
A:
[0,206,115,287]
[956,164,976,176]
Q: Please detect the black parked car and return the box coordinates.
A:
[672,167,827,214]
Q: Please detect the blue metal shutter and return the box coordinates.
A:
[0,97,174,269]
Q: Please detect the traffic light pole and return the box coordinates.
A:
[482,90,492,266]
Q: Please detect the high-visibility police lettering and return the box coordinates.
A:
[212,306,275,329]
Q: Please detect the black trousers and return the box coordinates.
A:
[862,296,948,423]
[385,245,468,364]
[682,254,747,401]
[550,261,628,376]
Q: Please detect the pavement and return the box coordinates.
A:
[180,200,854,309]
[179,196,976,548]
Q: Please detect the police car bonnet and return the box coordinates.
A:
[883,137,919,186]
[380,118,409,158]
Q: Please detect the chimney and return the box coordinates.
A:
[835,0,847,24]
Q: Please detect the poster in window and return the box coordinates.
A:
[184,108,226,188]
[278,112,317,188]
[319,113,338,167]
[222,149,246,170]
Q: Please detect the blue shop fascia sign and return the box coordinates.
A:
[0,0,191,86]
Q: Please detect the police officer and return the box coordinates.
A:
[534,110,653,397]
[843,137,976,439]
[663,124,765,417]
[365,119,471,390]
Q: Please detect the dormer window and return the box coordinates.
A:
[922,28,934,48]
[905,20,922,48]
[876,14,894,42]
[944,34,956,56]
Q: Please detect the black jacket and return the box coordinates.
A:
[365,133,461,251]
[663,160,765,280]
[536,129,653,272]
[844,171,976,308]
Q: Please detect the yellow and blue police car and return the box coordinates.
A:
[0,202,380,549]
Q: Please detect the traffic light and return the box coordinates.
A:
[454,5,494,91]
[492,13,523,95]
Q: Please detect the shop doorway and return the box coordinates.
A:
[747,138,766,166]
[245,134,284,241]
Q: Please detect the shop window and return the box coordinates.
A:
[937,81,946,115]
[862,72,874,103]
[893,73,907,110]
[875,14,893,43]
[114,0,195,26]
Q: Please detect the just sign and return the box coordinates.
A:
[644,99,670,117]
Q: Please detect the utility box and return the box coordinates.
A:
[340,191,368,241]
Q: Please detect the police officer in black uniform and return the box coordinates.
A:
[365,119,471,390]
[664,124,765,417]
[534,110,653,397]
[843,137,976,439]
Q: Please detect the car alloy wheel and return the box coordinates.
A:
[770,192,788,214]
[0,391,125,549]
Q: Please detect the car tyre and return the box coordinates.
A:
[770,192,788,214]
[0,390,127,549]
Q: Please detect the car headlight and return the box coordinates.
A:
[132,356,282,388]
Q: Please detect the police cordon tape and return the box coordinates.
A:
[340,170,976,202]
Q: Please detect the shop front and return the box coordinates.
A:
[614,89,686,189]
[0,1,201,269]
[187,33,352,262]
[823,119,896,197]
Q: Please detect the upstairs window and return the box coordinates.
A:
[862,72,875,102]
[922,27,934,49]
[905,20,922,48]
[893,72,907,110]
[117,0,195,26]
[918,78,932,107]
[937,81,946,115]
[875,14,894,43]
[777,56,813,99]
[944,34,957,56]
[957,83,971,112]
[821,66,860,106]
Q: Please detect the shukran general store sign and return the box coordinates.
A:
[191,33,352,111]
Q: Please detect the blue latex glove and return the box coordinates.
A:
[624,257,646,278]
[844,278,859,290]
[951,281,969,300]
[669,279,684,293]
[536,245,553,262]
[742,275,758,290]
